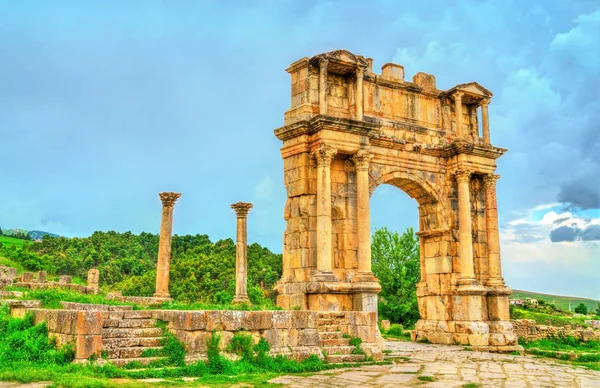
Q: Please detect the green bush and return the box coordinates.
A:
[227,333,254,361]
[386,324,404,336]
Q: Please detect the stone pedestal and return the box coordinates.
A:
[231,202,253,304]
[154,192,181,298]
[87,268,100,294]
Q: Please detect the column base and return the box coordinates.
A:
[352,272,379,283]
[311,271,338,282]
[153,292,170,298]
[457,278,486,295]
[232,295,251,305]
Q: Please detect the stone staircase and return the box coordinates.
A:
[101,310,167,367]
[317,312,366,363]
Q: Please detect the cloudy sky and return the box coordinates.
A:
[1,0,598,299]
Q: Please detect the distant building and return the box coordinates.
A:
[509,298,538,306]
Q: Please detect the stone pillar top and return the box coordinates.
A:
[455,169,472,183]
[351,149,373,171]
[483,174,500,187]
[453,91,464,100]
[312,145,338,167]
[159,192,181,208]
[231,202,253,218]
[480,98,491,107]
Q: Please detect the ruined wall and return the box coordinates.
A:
[512,319,600,342]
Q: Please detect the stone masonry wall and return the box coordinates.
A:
[512,319,600,342]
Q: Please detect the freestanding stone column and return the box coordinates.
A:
[454,91,464,138]
[352,149,376,282]
[355,67,364,120]
[313,145,337,282]
[484,174,505,286]
[87,268,100,294]
[481,100,491,144]
[154,192,181,298]
[455,170,481,291]
[231,202,253,304]
[319,58,328,115]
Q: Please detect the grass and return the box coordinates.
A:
[418,375,435,381]
[512,289,600,313]
[510,306,598,327]
[0,256,25,273]
[0,236,30,248]
[3,288,141,310]
[381,324,412,341]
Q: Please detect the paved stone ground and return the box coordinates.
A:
[269,340,600,388]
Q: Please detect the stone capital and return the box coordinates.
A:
[231,202,253,218]
[480,98,491,107]
[351,149,373,171]
[483,174,500,189]
[159,192,181,208]
[453,91,464,101]
[455,169,472,183]
[319,57,329,67]
[312,145,338,167]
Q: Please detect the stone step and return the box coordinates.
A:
[108,346,163,359]
[319,331,345,340]
[109,357,166,367]
[102,318,157,329]
[103,337,164,349]
[318,325,342,332]
[319,338,350,346]
[325,354,366,363]
[321,345,355,355]
[102,327,163,339]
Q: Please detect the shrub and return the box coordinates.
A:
[227,333,254,361]
[386,324,404,336]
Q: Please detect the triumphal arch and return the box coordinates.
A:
[273,50,519,350]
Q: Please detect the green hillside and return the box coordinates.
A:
[511,289,599,312]
[0,235,29,247]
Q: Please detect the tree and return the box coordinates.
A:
[596,303,600,316]
[0,227,3,236]
[371,227,420,327]
[574,302,588,315]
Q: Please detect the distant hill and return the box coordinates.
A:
[0,228,59,241]
[28,230,59,240]
[511,289,599,312]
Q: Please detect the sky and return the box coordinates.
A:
[0,0,598,300]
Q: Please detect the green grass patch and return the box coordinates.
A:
[0,256,25,273]
[10,288,140,309]
[418,375,435,381]
[153,300,280,311]
[510,306,595,327]
[0,236,30,248]
[462,384,480,388]
[382,323,412,341]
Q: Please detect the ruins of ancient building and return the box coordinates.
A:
[274,50,519,351]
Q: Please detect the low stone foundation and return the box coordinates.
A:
[7,301,383,364]
[412,319,522,352]
[512,319,600,342]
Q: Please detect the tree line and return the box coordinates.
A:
[0,228,421,325]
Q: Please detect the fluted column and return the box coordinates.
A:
[355,67,364,120]
[484,174,505,286]
[154,192,181,298]
[454,91,464,138]
[481,100,491,144]
[312,145,337,282]
[319,59,328,115]
[231,202,253,304]
[352,149,377,282]
[455,171,482,291]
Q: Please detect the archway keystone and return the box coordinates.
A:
[273,50,519,351]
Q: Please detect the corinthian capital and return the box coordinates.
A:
[351,149,373,171]
[231,202,253,218]
[483,174,500,188]
[159,192,181,208]
[454,91,464,101]
[455,169,472,183]
[480,98,491,107]
[312,145,337,167]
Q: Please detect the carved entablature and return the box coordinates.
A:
[308,50,370,74]
[440,82,493,106]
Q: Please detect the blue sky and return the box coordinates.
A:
[1,0,599,299]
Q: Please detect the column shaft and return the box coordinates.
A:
[319,59,328,115]
[484,175,504,286]
[352,150,376,282]
[355,68,364,120]
[231,202,253,304]
[154,192,181,298]
[454,92,464,138]
[313,145,337,281]
[456,171,477,284]
[482,101,490,144]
